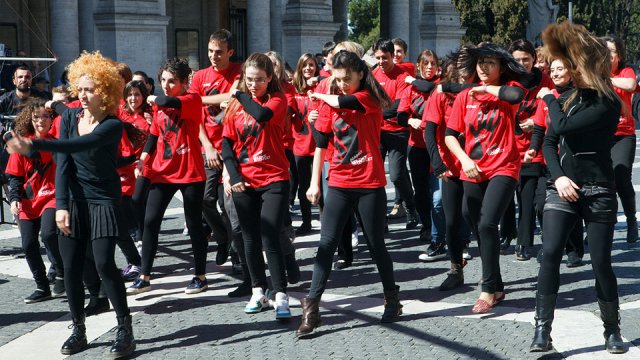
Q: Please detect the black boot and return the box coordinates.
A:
[110,314,135,358]
[529,293,557,352]
[285,253,301,284]
[626,217,638,243]
[296,297,321,338]
[406,208,419,230]
[60,316,87,355]
[380,285,402,323]
[85,296,110,317]
[228,261,252,298]
[598,299,627,354]
[439,263,464,291]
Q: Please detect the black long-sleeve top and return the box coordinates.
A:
[542,88,621,187]
[31,107,123,209]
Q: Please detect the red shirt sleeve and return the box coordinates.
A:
[397,87,412,114]
[447,91,468,133]
[4,153,25,177]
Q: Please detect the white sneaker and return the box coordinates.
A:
[274,292,291,319]
[244,287,270,313]
[182,222,189,235]
[351,231,359,250]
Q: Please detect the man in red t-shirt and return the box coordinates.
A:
[372,39,418,230]
[189,29,242,266]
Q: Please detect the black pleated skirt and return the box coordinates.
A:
[65,200,121,240]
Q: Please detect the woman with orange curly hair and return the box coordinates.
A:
[5,51,135,358]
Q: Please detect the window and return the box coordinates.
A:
[176,30,199,70]
[0,23,18,56]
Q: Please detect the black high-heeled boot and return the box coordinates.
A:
[529,293,557,352]
[598,299,627,354]
[60,315,87,355]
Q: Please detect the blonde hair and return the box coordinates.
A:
[67,51,122,115]
[333,41,365,58]
[542,21,619,111]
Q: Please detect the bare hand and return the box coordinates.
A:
[307,77,319,87]
[308,109,319,124]
[555,176,580,202]
[230,181,246,193]
[404,75,416,84]
[134,159,144,179]
[524,149,537,163]
[144,112,153,125]
[461,158,482,180]
[408,118,422,130]
[4,131,33,155]
[537,87,552,99]
[519,118,534,133]
[204,147,222,170]
[56,209,71,236]
[10,201,20,216]
[308,91,320,102]
[468,85,487,100]
[147,95,157,106]
[306,184,321,205]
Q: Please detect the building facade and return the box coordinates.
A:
[0,0,464,85]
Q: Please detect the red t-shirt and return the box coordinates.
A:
[311,78,335,162]
[319,68,332,77]
[293,85,317,156]
[397,78,439,148]
[372,65,410,132]
[532,89,565,165]
[396,62,416,76]
[281,82,297,151]
[448,87,521,183]
[514,73,553,163]
[222,91,290,188]
[423,91,461,177]
[189,63,243,151]
[613,67,636,136]
[5,135,56,220]
[149,93,206,183]
[315,91,386,188]
[118,130,136,196]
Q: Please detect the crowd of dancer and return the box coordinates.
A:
[1,20,639,357]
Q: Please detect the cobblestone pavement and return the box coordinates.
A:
[2,137,640,359]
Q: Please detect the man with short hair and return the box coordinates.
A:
[0,66,46,117]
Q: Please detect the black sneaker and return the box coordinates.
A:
[499,235,514,254]
[295,222,312,236]
[515,245,531,261]
[185,277,208,294]
[85,296,110,316]
[24,289,52,304]
[228,282,252,298]
[406,209,419,230]
[566,252,583,268]
[127,278,151,295]
[333,259,351,270]
[215,243,230,265]
[52,278,66,298]
[418,243,448,262]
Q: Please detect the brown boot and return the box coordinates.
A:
[380,285,402,323]
[296,297,321,338]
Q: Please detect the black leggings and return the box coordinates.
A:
[295,155,313,225]
[516,174,542,247]
[60,233,129,318]
[443,177,466,265]
[308,187,395,298]
[408,146,431,227]
[19,208,61,289]
[232,181,289,293]
[141,181,207,276]
[132,176,152,243]
[117,196,141,266]
[380,131,415,210]
[538,210,617,301]
[287,149,298,206]
[463,176,517,293]
[202,166,228,244]
[611,135,636,218]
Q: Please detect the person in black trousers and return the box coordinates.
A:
[6,51,135,357]
[529,21,627,354]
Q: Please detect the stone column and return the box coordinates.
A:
[270,0,284,54]
[332,0,349,42]
[93,0,170,87]
[50,0,80,83]
[247,0,271,54]
[388,0,410,42]
[282,0,341,67]
[420,0,465,58]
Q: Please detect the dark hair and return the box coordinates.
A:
[158,58,191,83]
[292,53,320,94]
[331,50,390,108]
[392,38,408,53]
[133,70,150,84]
[209,29,234,50]
[439,57,456,83]
[116,62,133,83]
[373,39,394,54]
[322,41,336,57]
[13,65,31,79]
[123,80,151,115]
[461,43,529,84]
[14,98,47,136]
[602,35,626,70]
[416,49,439,79]
[508,39,537,62]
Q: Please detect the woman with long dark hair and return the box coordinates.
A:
[445,43,527,314]
[296,50,400,338]
[529,22,626,354]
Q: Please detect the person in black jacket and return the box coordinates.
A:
[5,51,135,358]
[529,22,626,354]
